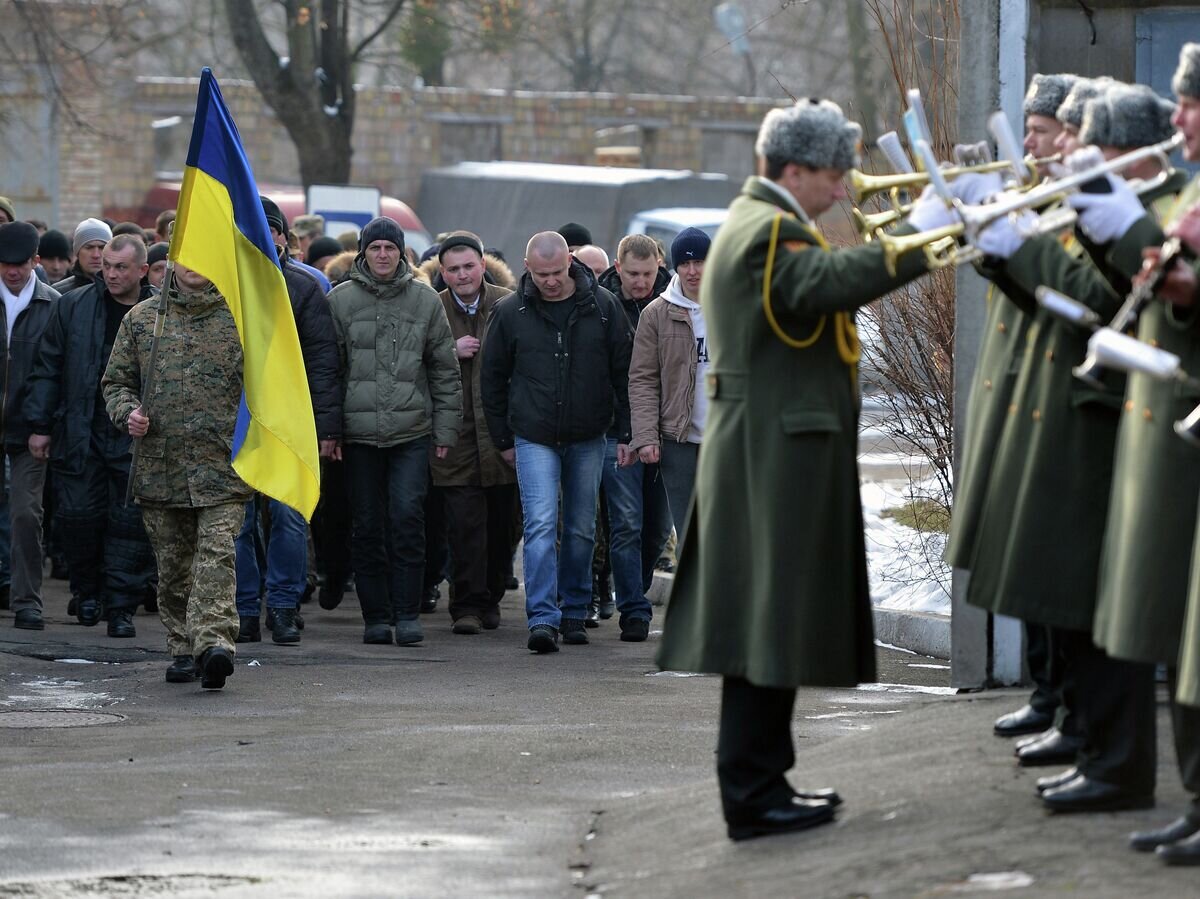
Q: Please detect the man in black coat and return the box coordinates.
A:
[233,198,340,645]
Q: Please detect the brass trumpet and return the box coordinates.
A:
[853,204,911,241]
[847,159,1028,204]
[877,223,973,276]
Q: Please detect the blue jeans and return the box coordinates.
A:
[602,437,653,624]
[515,435,606,630]
[235,496,308,615]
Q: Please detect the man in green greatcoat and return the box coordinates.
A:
[1057,43,1200,864]
[964,83,1184,816]
[656,99,948,841]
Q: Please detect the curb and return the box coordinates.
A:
[646,571,950,661]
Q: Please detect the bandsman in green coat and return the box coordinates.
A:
[964,82,1183,813]
[655,98,947,841]
[1057,43,1200,864]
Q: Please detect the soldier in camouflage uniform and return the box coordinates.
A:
[102,263,252,689]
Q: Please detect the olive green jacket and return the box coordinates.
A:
[1094,174,1200,668]
[102,284,252,508]
[655,176,928,688]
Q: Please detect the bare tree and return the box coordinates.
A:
[221,0,408,186]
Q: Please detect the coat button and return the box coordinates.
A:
[1045,350,1054,362]
[1031,409,1041,422]
[1008,403,1017,415]
[1150,339,1161,348]
[983,379,992,390]
[1143,408,1153,421]
[1124,400,1134,412]
[998,322,1007,333]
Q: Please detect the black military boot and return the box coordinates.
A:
[165,655,196,683]
[236,616,261,643]
[271,608,301,644]
[107,611,136,638]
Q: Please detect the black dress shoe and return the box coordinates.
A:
[994,703,1055,737]
[1131,816,1200,852]
[236,616,261,643]
[1157,828,1200,865]
[106,611,136,638]
[794,787,843,809]
[1015,726,1057,752]
[67,596,78,617]
[13,609,44,630]
[198,646,235,690]
[585,600,601,628]
[1017,728,1083,767]
[1036,766,1079,794]
[165,655,196,683]
[1041,774,1154,813]
[420,586,439,614]
[727,797,836,841]
[271,608,301,644]
[76,597,102,627]
[619,618,650,642]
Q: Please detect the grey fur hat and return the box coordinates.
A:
[1056,77,1115,128]
[1173,43,1200,100]
[755,98,862,171]
[1024,74,1078,119]
[1080,83,1176,149]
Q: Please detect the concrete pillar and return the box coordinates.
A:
[950,0,1027,688]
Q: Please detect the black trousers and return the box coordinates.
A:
[1167,668,1200,823]
[311,457,352,588]
[55,450,155,613]
[717,676,798,822]
[1027,622,1062,715]
[423,485,450,593]
[442,483,517,621]
[1057,628,1157,794]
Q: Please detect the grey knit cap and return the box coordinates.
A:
[1080,83,1177,149]
[1173,43,1200,100]
[72,217,112,253]
[755,98,862,171]
[1024,74,1078,119]
[1056,77,1115,128]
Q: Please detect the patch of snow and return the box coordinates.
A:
[861,477,951,615]
[54,658,95,665]
[858,682,959,696]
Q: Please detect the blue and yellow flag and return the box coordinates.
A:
[171,68,320,519]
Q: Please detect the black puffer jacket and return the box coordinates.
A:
[282,260,341,440]
[25,279,154,473]
[481,260,632,449]
[598,263,671,330]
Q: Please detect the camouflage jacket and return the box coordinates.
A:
[102,283,252,508]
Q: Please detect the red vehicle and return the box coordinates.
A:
[105,181,433,256]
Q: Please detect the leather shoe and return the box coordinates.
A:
[318,581,346,610]
[727,797,836,841]
[1041,774,1154,813]
[420,587,439,614]
[585,600,601,628]
[1015,726,1057,752]
[561,618,589,645]
[236,616,261,643]
[1157,828,1200,865]
[270,608,301,644]
[795,787,843,809]
[107,611,136,638]
[1036,766,1079,794]
[994,703,1054,737]
[619,618,650,642]
[1131,816,1200,852]
[1016,728,1083,767]
[14,609,44,630]
[165,655,196,683]
[452,615,482,635]
[76,597,102,627]
[198,646,235,690]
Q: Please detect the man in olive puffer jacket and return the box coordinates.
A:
[327,216,461,647]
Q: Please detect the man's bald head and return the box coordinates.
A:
[574,244,609,278]
[526,231,569,262]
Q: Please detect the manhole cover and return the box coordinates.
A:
[0,709,126,728]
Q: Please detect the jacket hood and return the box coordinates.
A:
[348,254,415,296]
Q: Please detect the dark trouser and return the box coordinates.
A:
[344,439,430,626]
[443,483,517,621]
[311,457,352,589]
[659,440,699,543]
[1168,668,1200,823]
[717,676,798,823]
[423,484,450,593]
[640,463,672,592]
[1057,629,1157,793]
[55,452,156,614]
[6,448,46,614]
[1027,622,1062,716]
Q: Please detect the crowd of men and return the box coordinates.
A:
[0,195,712,685]
[6,40,1200,855]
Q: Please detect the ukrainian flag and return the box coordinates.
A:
[171,68,320,519]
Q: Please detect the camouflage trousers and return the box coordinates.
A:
[140,502,243,659]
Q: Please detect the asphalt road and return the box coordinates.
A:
[0,576,1193,898]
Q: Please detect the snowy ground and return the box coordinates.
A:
[859,459,951,617]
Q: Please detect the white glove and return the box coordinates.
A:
[1063,145,1105,173]
[1066,172,1144,243]
[948,170,1004,206]
[905,185,962,232]
[976,210,1038,260]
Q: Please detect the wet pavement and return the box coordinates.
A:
[0,577,1192,897]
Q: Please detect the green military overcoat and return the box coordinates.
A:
[964,234,1123,631]
[1094,176,1200,666]
[942,284,1029,569]
[656,177,928,688]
